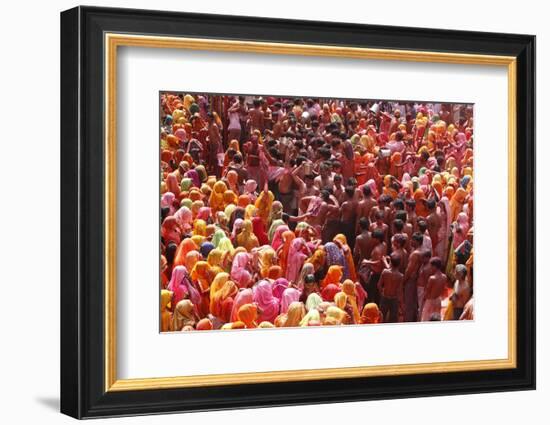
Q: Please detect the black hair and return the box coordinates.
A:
[392,199,405,210]
[417,220,428,232]
[372,228,385,241]
[362,185,372,197]
[426,199,436,210]
[430,257,443,271]
[394,210,407,222]
[393,219,404,232]
[359,217,370,230]
[412,232,424,246]
[320,190,330,202]
[345,186,355,198]
[233,153,243,164]
[390,253,401,267]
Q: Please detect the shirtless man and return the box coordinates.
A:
[340,186,358,250]
[421,257,448,321]
[277,157,298,214]
[249,98,264,133]
[405,199,418,233]
[416,250,432,319]
[361,228,387,305]
[314,162,334,191]
[390,233,409,274]
[370,210,389,246]
[403,232,424,322]
[426,199,441,251]
[356,185,377,233]
[321,190,341,243]
[354,217,373,266]
[378,253,404,323]
[451,264,472,320]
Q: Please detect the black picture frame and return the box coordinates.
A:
[60,5,536,419]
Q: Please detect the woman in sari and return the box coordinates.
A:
[236,219,260,252]
[305,292,323,312]
[321,283,340,302]
[161,216,181,245]
[340,279,361,323]
[450,186,468,222]
[206,248,224,275]
[211,280,238,321]
[209,180,227,213]
[173,206,193,233]
[286,237,310,283]
[333,234,357,281]
[167,265,200,309]
[324,242,346,274]
[271,278,289,301]
[300,308,321,327]
[172,299,197,331]
[253,280,280,323]
[231,252,252,288]
[278,230,295,276]
[161,192,177,216]
[171,233,197,263]
[258,246,277,279]
[268,201,283,229]
[225,170,240,193]
[237,194,251,208]
[252,216,269,246]
[296,262,315,290]
[324,306,348,325]
[277,301,306,327]
[280,287,301,314]
[190,261,214,316]
[209,272,230,313]
[223,190,238,209]
[321,265,343,289]
[160,289,173,332]
[361,303,382,324]
[244,180,259,203]
[255,187,275,225]
[237,303,259,328]
[230,288,254,322]
[269,220,287,247]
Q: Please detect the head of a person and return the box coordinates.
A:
[390,253,401,269]
[418,219,428,233]
[455,264,468,281]
[392,199,405,211]
[320,190,330,203]
[393,219,404,233]
[375,209,384,222]
[411,232,424,249]
[430,257,443,273]
[392,233,407,250]
[305,174,315,187]
[372,228,385,243]
[362,185,372,198]
[359,216,370,231]
[345,186,355,200]
[406,199,416,212]
[426,198,436,211]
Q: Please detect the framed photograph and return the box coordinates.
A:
[60,6,536,419]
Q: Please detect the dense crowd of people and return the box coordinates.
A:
[159,93,474,332]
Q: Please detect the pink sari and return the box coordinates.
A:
[230,288,254,322]
[231,252,252,288]
[167,265,201,309]
[253,280,280,323]
[280,288,301,314]
[286,238,309,283]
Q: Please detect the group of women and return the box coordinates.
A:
[159,93,474,332]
